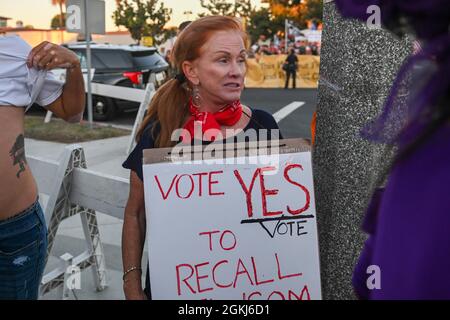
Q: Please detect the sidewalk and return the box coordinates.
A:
[26,135,146,300]
[26,135,131,178]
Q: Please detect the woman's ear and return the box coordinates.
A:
[182,61,200,85]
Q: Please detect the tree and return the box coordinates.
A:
[199,0,253,21]
[157,26,177,46]
[304,0,323,25]
[51,0,66,30]
[51,13,66,29]
[261,0,323,28]
[199,0,233,16]
[113,0,172,45]
[247,7,276,44]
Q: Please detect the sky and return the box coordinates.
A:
[0,0,264,31]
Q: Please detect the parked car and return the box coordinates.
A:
[64,43,169,121]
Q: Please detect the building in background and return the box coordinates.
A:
[0,16,11,28]
[0,27,77,46]
[0,26,137,47]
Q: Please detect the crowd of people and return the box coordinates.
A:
[250,34,321,58]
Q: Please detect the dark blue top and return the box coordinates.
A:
[123,108,283,181]
[286,53,298,68]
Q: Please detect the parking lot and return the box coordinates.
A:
[29,88,318,139]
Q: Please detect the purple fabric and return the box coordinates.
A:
[353,125,450,299]
[352,188,384,300]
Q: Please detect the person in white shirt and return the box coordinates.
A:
[0,36,85,300]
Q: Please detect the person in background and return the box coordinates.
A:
[0,37,85,300]
[335,0,450,299]
[164,49,171,65]
[305,46,313,55]
[311,43,319,56]
[284,49,298,89]
[164,49,175,79]
[164,21,192,79]
[298,40,307,55]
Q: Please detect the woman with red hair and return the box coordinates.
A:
[121,16,283,300]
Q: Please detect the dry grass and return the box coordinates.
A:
[25,116,130,143]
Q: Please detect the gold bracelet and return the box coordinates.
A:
[123,266,142,281]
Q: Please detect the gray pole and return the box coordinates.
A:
[285,19,288,54]
[84,0,93,128]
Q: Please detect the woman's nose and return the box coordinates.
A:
[228,61,244,77]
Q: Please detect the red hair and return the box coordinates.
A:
[136,16,248,147]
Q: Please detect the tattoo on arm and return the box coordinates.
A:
[9,134,27,178]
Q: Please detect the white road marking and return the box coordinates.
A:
[272,101,305,123]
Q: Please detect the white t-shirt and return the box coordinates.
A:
[0,35,64,108]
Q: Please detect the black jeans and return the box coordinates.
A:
[285,70,296,89]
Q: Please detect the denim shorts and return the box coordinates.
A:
[0,199,48,300]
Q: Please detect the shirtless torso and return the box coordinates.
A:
[0,107,38,220]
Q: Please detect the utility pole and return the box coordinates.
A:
[285,19,289,53]
[83,0,93,128]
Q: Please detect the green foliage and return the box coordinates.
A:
[199,0,253,19]
[51,13,66,29]
[160,26,177,45]
[304,0,323,23]
[247,8,277,43]
[199,0,233,16]
[50,0,65,30]
[112,0,172,45]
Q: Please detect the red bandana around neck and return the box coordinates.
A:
[182,98,243,142]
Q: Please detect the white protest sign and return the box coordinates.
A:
[142,140,322,300]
